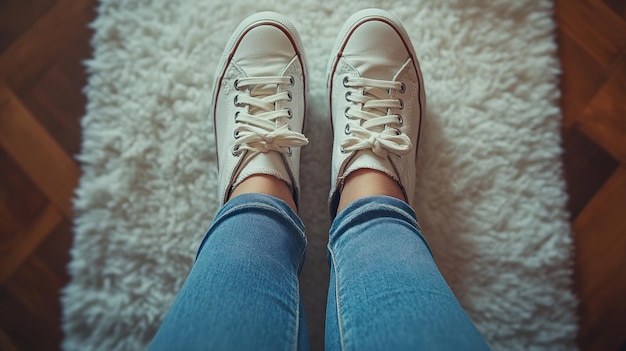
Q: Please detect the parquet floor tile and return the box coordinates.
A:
[557,0,626,67]
[0,0,57,53]
[0,0,625,349]
[0,148,48,243]
[22,65,85,158]
[603,0,626,20]
[0,0,94,94]
[562,127,618,218]
[558,33,610,127]
[577,58,626,163]
[0,86,79,218]
[574,167,626,350]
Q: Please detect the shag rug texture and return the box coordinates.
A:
[64,0,578,350]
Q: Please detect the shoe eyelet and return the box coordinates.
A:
[395,128,401,136]
[287,124,293,131]
[234,95,243,107]
[286,108,293,119]
[399,99,404,109]
[287,147,292,157]
[344,124,351,135]
[397,115,404,125]
[344,107,351,118]
[287,91,293,102]
[345,91,351,102]
[231,145,241,156]
[288,75,295,87]
[342,76,350,88]
[234,79,240,91]
[233,130,240,139]
[399,82,406,94]
[340,146,346,153]
[234,111,240,121]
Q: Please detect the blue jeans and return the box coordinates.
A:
[149,194,490,350]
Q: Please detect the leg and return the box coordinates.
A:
[231,174,298,212]
[325,195,489,350]
[149,194,309,350]
[337,168,404,213]
[151,11,310,350]
[326,9,489,350]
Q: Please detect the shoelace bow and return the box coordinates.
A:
[232,76,308,156]
[342,76,412,158]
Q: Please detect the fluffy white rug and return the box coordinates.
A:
[64,0,578,350]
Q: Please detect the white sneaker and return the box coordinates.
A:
[327,9,426,217]
[211,12,309,207]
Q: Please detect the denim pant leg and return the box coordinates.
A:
[149,194,309,351]
[325,196,490,351]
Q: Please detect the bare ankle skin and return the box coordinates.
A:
[229,174,298,213]
[337,168,405,214]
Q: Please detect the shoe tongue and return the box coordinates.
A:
[344,150,397,181]
[343,56,400,80]
[233,151,292,188]
[238,56,290,77]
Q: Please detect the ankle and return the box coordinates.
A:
[337,169,405,214]
[229,175,297,212]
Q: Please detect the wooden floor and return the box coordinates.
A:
[0,0,624,350]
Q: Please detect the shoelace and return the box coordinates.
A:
[232,76,308,156]
[341,76,411,158]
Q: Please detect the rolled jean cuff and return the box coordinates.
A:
[197,193,306,259]
[329,195,431,255]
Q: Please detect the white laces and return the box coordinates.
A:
[341,76,411,158]
[232,76,308,156]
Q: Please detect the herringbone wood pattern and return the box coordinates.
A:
[558,0,626,349]
[0,0,94,349]
[0,0,624,350]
